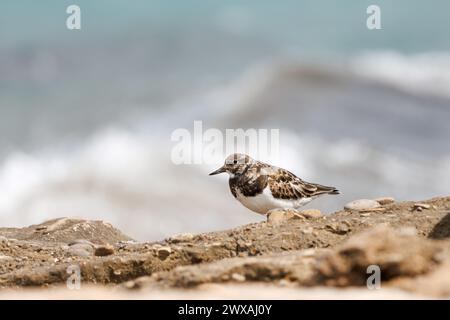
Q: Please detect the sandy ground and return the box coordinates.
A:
[1,196,449,299]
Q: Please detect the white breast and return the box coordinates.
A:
[235,187,312,215]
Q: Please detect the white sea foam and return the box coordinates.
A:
[351,51,450,99]
[1,124,449,240]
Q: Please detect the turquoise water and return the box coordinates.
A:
[1,0,450,51]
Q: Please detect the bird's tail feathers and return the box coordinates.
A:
[315,184,340,195]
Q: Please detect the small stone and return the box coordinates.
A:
[375,197,395,205]
[124,280,139,289]
[301,227,314,234]
[211,242,223,247]
[157,246,172,260]
[221,274,230,281]
[301,248,316,257]
[326,222,351,235]
[266,210,295,226]
[94,244,115,256]
[168,233,195,243]
[66,243,94,257]
[413,203,431,210]
[344,199,381,211]
[299,209,323,219]
[231,273,246,282]
[279,279,291,286]
[0,236,9,243]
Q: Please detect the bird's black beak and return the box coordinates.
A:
[209,166,226,176]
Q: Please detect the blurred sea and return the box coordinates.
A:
[1,1,450,240]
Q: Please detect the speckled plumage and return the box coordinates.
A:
[210,153,339,215]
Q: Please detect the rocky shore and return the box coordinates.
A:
[1,196,449,299]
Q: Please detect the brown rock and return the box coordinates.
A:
[157,246,172,260]
[266,210,296,226]
[325,222,351,235]
[314,226,443,287]
[414,203,431,210]
[94,244,115,257]
[0,218,132,244]
[67,243,94,257]
[231,273,246,282]
[299,209,323,219]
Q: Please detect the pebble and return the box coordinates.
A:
[278,279,291,286]
[344,199,381,211]
[211,242,223,247]
[299,209,323,219]
[231,273,246,282]
[266,210,296,226]
[326,221,351,235]
[157,246,172,260]
[413,203,431,210]
[221,274,230,281]
[301,248,316,257]
[66,243,94,257]
[374,197,395,205]
[94,244,115,257]
[123,280,138,289]
[0,236,9,244]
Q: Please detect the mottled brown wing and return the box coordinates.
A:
[267,168,339,200]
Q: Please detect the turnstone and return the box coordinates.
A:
[209,153,339,215]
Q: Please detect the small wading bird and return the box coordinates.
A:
[209,153,339,214]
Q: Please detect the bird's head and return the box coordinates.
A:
[209,153,254,177]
